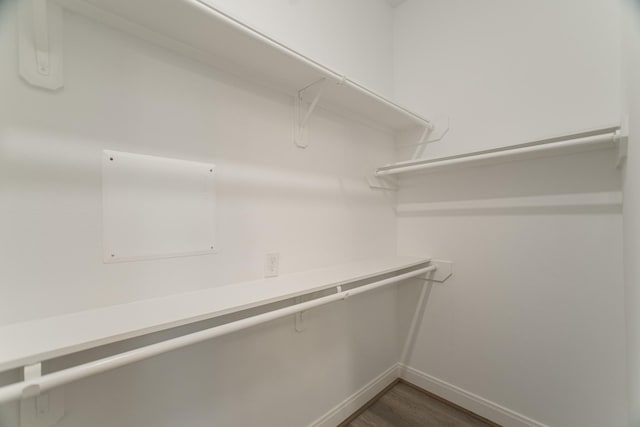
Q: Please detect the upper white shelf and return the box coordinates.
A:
[0,256,431,372]
[58,0,431,131]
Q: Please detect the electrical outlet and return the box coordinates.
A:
[264,252,279,278]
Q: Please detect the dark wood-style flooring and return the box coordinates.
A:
[340,380,500,427]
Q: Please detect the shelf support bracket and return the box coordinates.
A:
[419,260,453,283]
[294,78,328,148]
[18,0,64,90]
[20,363,65,427]
[367,174,397,191]
[411,119,451,160]
[616,130,628,169]
[294,295,308,332]
[412,125,433,158]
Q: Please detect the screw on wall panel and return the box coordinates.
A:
[209,169,213,172]
[111,254,115,257]
[109,157,114,161]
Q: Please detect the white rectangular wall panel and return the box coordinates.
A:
[102,150,216,263]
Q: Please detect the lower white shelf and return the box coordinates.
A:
[0,256,431,375]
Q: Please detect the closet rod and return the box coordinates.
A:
[376,129,620,177]
[0,264,436,405]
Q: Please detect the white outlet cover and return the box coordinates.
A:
[264,253,279,278]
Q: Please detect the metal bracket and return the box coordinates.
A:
[411,119,450,160]
[294,78,328,148]
[18,0,64,90]
[421,260,453,283]
[615,130,628,169]
[294,295,308,332]
[20,363,64,427]
[413,125,433,155]
[367,175,397,191]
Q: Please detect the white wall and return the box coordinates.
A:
[0,1,402,425]
[206,0,395,98]
[622,1,640,425]
[0,0,631,426]
[393,0,621,158]
[396,154,627,426]
[394,1,627,426]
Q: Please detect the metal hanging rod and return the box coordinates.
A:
[0,264,436,405]
[376,128,623,177]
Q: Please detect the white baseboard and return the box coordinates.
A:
[309,364,400,427]
[310,363,549,427]
[399,364,549,427]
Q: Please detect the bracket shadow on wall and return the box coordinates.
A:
[18,0,432,146]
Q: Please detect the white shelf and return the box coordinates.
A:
[0,256,431,372]
[397,192,623,215]
[377,128,622,177]
[56,0,430,131]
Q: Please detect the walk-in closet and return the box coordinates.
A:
[1,1,639,426]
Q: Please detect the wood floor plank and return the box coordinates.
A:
[349,410,397,427]
[344,382,498,427]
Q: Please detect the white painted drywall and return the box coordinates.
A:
[0,1,401,425]
[396,152,627,426]
[204,0,395,97]
[622,1,640,425]
[393,0,622,158]
[394,1,627,426]
[0,0,631,425]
